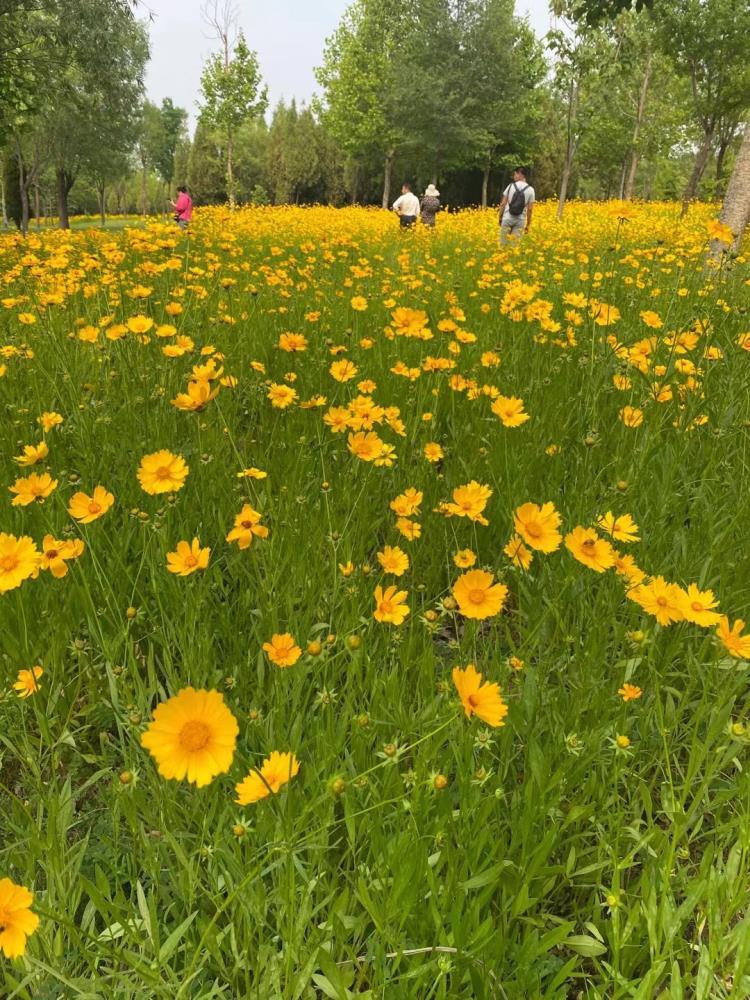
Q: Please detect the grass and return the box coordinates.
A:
[0,201,749,998]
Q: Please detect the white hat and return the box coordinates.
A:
[424,184,440,197]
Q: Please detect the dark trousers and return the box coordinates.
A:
[400,215,417,228]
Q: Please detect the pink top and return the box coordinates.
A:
[175,192,192,221]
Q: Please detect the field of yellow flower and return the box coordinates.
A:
[1,201,750,998]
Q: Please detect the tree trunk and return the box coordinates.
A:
[99,184,106,226]
[618,157,627,200]
[56,168,72,229]
[140,160,148,215]
[226,128,235,208]
[0,173,7,228]
[481,162,490,209]
[715,139,730,197]
[681,130,713,217]
[557,79,579,221]
[16,147,29,235]
[624,56,652,201]
[34,184,41,228]
[382,149,394,210]
[710,122,750,259]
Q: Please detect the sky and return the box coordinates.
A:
[144,0,552,130]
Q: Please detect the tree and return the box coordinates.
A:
[654,0,750,216]
[710,124,750,257]
[188,115,226,205]
[316,0,410,208]
[199,3,267,209]
[461,0,546,206]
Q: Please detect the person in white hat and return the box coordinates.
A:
[421,184,441,227]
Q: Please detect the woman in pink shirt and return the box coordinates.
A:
[170,186,193,229]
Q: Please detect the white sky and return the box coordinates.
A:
[144,0,552,129]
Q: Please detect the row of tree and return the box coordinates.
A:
[1,0,749,246]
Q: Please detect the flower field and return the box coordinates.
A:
[1,202,750,998]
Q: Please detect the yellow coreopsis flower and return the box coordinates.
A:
[0,878,40,958]
[235,751,300,805]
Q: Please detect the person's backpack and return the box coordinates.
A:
[507,182,527,217]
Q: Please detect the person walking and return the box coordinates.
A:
[170,186,193,230]
[499,167,535,245]
[392,183,420,229]
[420,184,441,228]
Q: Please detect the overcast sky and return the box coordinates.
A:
[144,0,552,129]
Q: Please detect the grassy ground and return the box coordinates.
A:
[0,202,749,999]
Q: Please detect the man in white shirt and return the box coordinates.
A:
[499,167,535,245]
[392,183,420,228]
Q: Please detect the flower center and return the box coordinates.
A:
[156,466,171,479]
[582,539,596,551]
[88,502,101,514]
[179,720,211,752]
[469,589,486,604]
[184,555,198,567]
[656,596,668,607]
[47,549,59,559]
[691,601,703,612]
[0,554,18,572]
[525,522,542,538]
[467,693,479,708]
[241,520,252,529]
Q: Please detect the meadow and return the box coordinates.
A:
[1,201,750,999]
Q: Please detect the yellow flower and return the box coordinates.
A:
[452,569,507,620]
[171,380,220,411]
[350,295,368,311]
[452,664,508,727]
[348,430,384,461]
[395,517,421,541]
[236,467,267,479]
[504,534,533,570]
[0,877,40,958]
[373,585,410,625]
[640,310,663,329]
[440,481,492,524]
[0,534,40,593]
[9,472,58,507]
[377,545,409,576]
[618,683,642,702]
[491,394,530,427]
[680,584,721,627]
[13,666,43,698]
[137,450,189,495]
[706,218,734,244]
[453,549,476,568]
[262,633,302,667]
[226,504,269,549]
[330,358,358,382]
[619,406,644,428]
[565,526,615,573]
[39,535,85,578]
[424,442,444,462]
[596,511,640,543]
[717,617,750,658]
[627,577,685,626]
[126,314,154,334]
[14,442,49,466]
[267,382,298,408]
[140,687,238,787]
[235,751,300,805]
[278,332,308,352]
[38,411,63,432]
[68,486,114,523]
[513,501,562,553]
[390,488,422,517]
[338,560,355,576]
[166,538,210,576]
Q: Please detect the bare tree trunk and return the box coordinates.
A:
[99,183,106,226]
[557,79,579,221]
[34,184,41,228]
[381,149,394,210]
[715,139,731,197]
[16,147,29,235]
[618,157,627,200]
[140,160,148,215]
[709,122,750,259]
[681,130,713,217]
[226,127,235,208]
[624,56,652,200]
[56,168,72,229]
[0,173,7,227]
[481,162,490,209]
